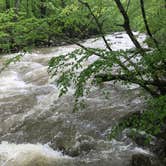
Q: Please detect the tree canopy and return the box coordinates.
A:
[0,0,165,53]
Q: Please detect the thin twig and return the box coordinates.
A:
[140,0,160,50]
[78,0,112,51]
[126,0,131,13]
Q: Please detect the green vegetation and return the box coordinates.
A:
[0,0,120,53]
[0,0,166,141]
[1,0,165,53]
[110,95,166,141]
[48,0,166,98]
[47,0,166,139]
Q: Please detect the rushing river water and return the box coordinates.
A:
[0,32,150,166]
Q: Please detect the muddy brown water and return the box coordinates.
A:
[0,32,150,166]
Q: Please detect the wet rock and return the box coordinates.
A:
[53,131,67,153]
[115,36,123,38]
[131,153,160,166]
[124,129,155,147]
[152,123,166,165]
[66,134,96,157]
[154,139,166,161]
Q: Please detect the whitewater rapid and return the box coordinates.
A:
[0,32,150,166]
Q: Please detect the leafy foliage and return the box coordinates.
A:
[0,53,24,73]
[0,0,120,53]
[2,0,165,54]
[110,95,166,139]
[47,0,166,98]
[49,44,166,98]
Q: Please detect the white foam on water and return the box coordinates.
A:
[133,147,152,155]
[0,71,27,92]
[83,32,147,51]
[0,32,148,166]
[0,142,71,166]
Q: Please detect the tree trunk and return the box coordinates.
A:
[5,0,10,10]
[14,0,20,9]
[140,0,159,49]
[61,0,66,8]
[40,0,47,18]
[26,0,29,16]
[14,0,20,15]
[114,0,144,52]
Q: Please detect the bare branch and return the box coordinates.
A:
[140,0,160,50]
[126,0,131,13]
[78,0,112,51]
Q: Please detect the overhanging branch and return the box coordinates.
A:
[95,73,157,96]
[78,0,112,52]
[114,0,144,53]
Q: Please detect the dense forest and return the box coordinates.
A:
[0,0,165,53]
[0,0,166,165]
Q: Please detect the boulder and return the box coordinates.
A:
[131,153,161,166]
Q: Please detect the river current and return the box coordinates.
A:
[0,32,150,166]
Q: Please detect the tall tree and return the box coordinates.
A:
[40,0,47,18]
[5,0,10,10]
[61,0,66,8]
[14,0,20,15]
[26,0,29,16]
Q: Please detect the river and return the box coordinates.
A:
[0,32,150,166]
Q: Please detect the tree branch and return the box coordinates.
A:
[62,35,131,72]
[114,0,144,54]
[78,0,112,51]
[126,0,131,13]
[95,73,161,96]
[140,0,160,50]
